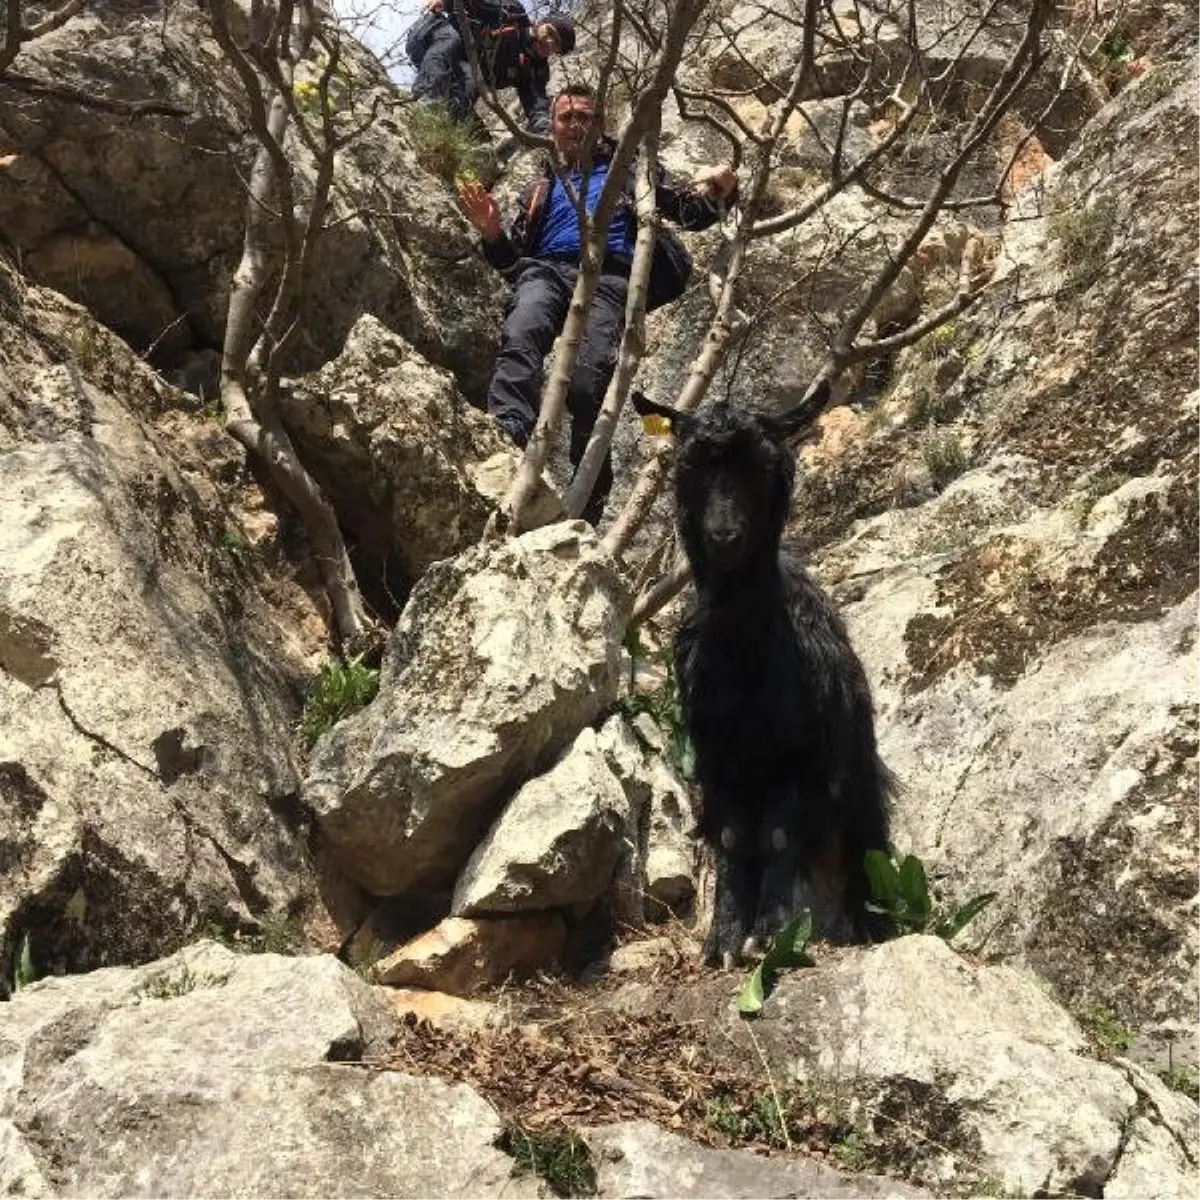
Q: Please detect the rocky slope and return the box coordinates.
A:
[0,0,1196,1196]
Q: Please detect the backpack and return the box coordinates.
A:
[405,11,445,67]
[646,226,693,312]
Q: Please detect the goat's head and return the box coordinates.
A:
[633,386,829,578]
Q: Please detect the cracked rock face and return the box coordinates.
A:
[0,942,523,1199]
[0,0,502,394]
[281,315,562,603]
[304,521,629,897]
[782,60,1198,1061]
[0,263,316,986]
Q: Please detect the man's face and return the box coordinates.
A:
[532,22,560,57]
[552,96,596,159]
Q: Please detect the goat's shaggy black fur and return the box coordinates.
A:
[634,391,894,966]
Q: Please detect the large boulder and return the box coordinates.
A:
[799,58,1199,1056]
[0,942,525,1198]
[0,0,502,392]
[281,315,562,600]
[1,263,315,984]
[304,521,629,896]
[661,936,1198,1198]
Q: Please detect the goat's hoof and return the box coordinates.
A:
[702,923,751,969]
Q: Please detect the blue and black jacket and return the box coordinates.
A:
[481,138,732,276]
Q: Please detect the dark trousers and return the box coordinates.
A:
[411,19,475,120]
[487,260,629,525]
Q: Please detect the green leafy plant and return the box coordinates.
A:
[864,851,996,939]
[13,932,37,991]
[1080,1003,1133,1053]
[501,1126,596,1198]
[737,911,814,1017]
[137,965,231,1000]
[620,628,696,779]
[1091,32,1136,85]
[300,654,380,748]
[408,102,490,183]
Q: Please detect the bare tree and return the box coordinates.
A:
[488,0,716,534]
[205,0,383,650]
[541,0,1104,624]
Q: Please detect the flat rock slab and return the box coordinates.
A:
[584,1120,930,1198]
[0,942,524,1198]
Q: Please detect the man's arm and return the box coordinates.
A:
[457,177,533,273]
[655,164,738,230]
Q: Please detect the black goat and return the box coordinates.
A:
[633,390,894,966]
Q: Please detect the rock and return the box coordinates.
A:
[708,936,1199,1197]
[282,316,562,598]
[374,914,566,994]
[642,757,698,917]
[605,936,689,976]
[385,987,507,1032]
[583,1120,930,1199]
[304,521,629,896]
[798,60,1200,1052]
[0,0,502,390]
[590,714,697,925]
[0,942,525,1198]
[453,727,633,916]
[0,285,315,982]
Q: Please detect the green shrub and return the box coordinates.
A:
[300,654,380,748]
[1158,1063,1199,1099]
[501,1126,596,1198]
[921,429,968,486]
[137,965,231,1000]
[408,102,490,182]
[1069,467,1129,524]
[706,1091,795,1148]
[1047,198,1117,287]
[865,851,996,940]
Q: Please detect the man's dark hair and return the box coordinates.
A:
[553,82,598,115]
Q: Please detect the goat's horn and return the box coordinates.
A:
[631,391,694,439]
[771,379,832,438]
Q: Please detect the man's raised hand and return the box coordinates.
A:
[456,176,503,240]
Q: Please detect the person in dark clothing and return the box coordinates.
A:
[409,0,575,135]
[458,84,738,524]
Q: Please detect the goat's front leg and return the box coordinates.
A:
[749,790,807,953]
[703,818,759,968]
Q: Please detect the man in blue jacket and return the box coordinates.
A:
[458,84,737,523]
[409,0,575,135]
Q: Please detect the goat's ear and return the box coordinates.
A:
[631,391,694,439]
[768,379,832,440]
